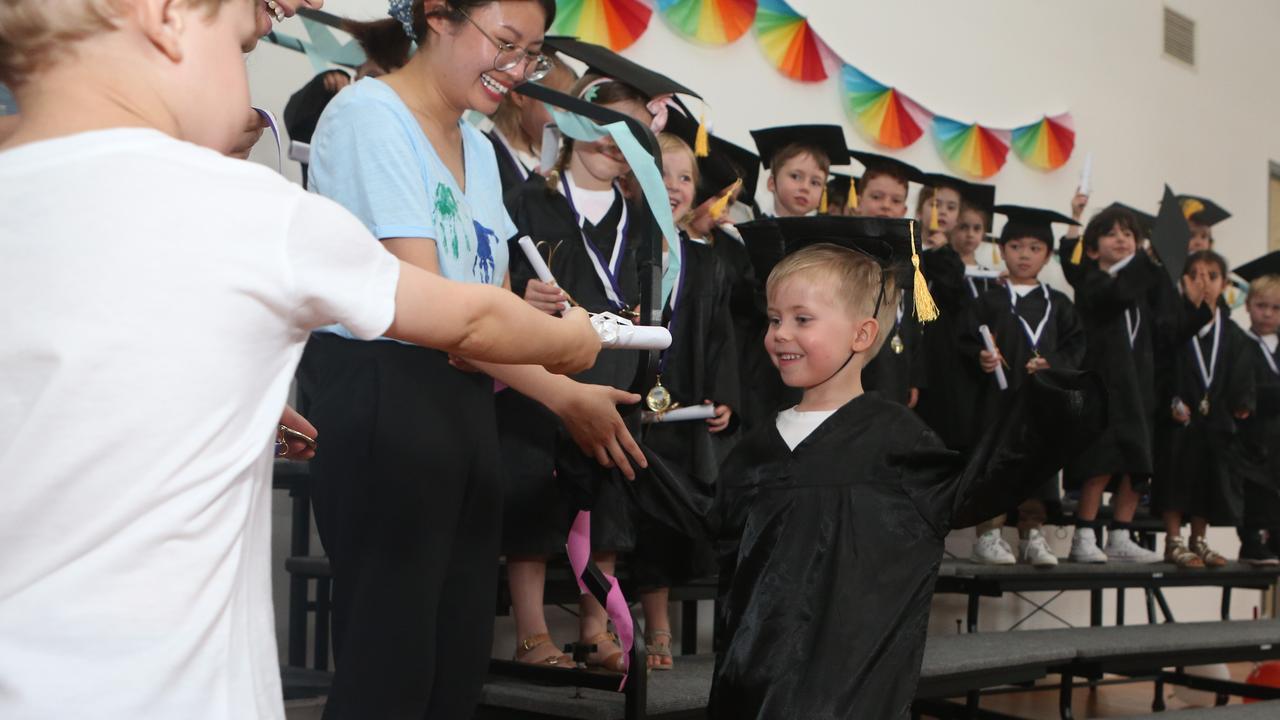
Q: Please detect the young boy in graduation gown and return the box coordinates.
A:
[1155,251,1256,567]
[711,216,1104,720]
[848,151,929,407]
[1232,251,1280,564]
[965,206,1087,567]
[1058,204,1199,564]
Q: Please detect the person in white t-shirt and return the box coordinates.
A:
[0,2,603,719]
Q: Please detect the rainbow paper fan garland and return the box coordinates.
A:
[932,116,1011,179]
[841,64,932,149]
[659,0,757,45]
[551,0,653,52]
[1011,113,1075,171]
[754,0,828,82]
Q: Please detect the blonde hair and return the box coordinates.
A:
[766,243,898,358]
[1248,275,1280,302]
[658,132,698,227]
[0,0,228,86]
[491,56,578,147]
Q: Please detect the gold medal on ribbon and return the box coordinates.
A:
[890,334,905,355]
[1199,395,1211,416]
[646,377,673,413]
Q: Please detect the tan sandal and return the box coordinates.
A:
[1165,536,1205,568]
[582,631,626,674]
[514,633,574,668]
[1191,536,1228,568]
[645,629,673,671]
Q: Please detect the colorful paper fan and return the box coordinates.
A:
[840,64,932,149]
[753,0,828,82]
[660,0,757,45]
[932,116,1011,179]
[551,0,653,52]
[1011,112,1075,171]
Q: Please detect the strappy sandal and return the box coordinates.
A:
[582,631,626,674]
[514,633,574,668]
[1165,536,1205,568]
[645,629,673,671]
[1191,535,1228,568]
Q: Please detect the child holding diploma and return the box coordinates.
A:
[713,216,1103,718]
[965,206,1087,566]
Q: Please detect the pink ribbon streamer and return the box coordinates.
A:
[566,510,634,689]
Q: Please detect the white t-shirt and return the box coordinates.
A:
[564,171,617,225]
[0,129,400,720]
[776,407,837,451]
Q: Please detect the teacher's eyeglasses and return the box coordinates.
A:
[458,9,553,82]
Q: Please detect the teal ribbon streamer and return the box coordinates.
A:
[543,104,682,298]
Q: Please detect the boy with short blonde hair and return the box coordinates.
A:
[0,1,598,717]
[714,216,1102,719]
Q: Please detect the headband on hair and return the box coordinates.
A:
[578,79,677,135]
[389,0,416,41]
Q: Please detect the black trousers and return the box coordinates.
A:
[297,334,501,720]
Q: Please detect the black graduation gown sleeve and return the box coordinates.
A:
[485,129,529,198]
[709,370,1104,720]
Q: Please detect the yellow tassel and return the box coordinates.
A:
[1227,285,1237,306]
[1181,198,1205,221]
[695,113,710,158]
[708,179,741,221]
[910,221,939,323]
[819,186,828,214]
[1070,236,1084,265]
[929,197,939,231]
[847,180,859,212]
[991,242,1000,265]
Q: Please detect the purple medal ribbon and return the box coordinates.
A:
[562,176,630,311]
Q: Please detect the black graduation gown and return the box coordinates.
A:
[1154,310,1257,525]
[862,290,926,406]
[1057,248,1207,490]
[496,174,643,554]
[485,129,531,198]
[632,234,741,588]
[709,370,1105,720]
[283,70,344,188]
[1232,333,1280,528]
[914,246,986,450]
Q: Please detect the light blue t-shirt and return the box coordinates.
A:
[309,78,516,338]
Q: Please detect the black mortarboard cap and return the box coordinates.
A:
[1176,194,1231,227]
[1151,185,1191,286]
[849,150,925,185]
[750,125,849,169]
[1234,250,1280,283]
[737,215,918,281]
[994,205,1080,249]
[516,81,658,157]
[541,37,700,101]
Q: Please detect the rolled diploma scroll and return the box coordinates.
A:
[642,404,718,424]
[978,324,1009,391]
[590,312,671,351]
[517,235,569,312]
[964,266,1003,280]
[1078,151,1094,196]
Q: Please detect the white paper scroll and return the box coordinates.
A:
[517,235,570,312]
[1078,152,1094,196]
[591,312,671,351]
[979,324,1009,391]
[641,404,718,424]
[964,266,1003,280]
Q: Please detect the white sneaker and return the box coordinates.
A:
[1069,527,1108,563]
[1020,528,1059,567]
[1106,529,1163,564]
[971,529,1016,565]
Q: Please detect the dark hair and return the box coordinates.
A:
[855,167,910,195]
[343,0,556,73]
[769,143,831,176]
[957,201,989,232]
[1081,205,1141,252]
[1184,249,1228,278]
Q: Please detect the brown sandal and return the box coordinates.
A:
[1191,536,1228,568]
[646,629,673,671]
[514,633,574,668]
[1165,536,1205,568]
[582,631,626,674]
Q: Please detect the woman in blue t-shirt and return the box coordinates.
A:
[297,1,645,717]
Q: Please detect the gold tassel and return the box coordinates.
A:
[1070,236,1084,265]
[910,221,940,323]
[819,186,828,214]
[991,241,1000,265]
[847,180,859,212]
[708,179,742,220]
[695,113,710,158]
[929,196,939,231]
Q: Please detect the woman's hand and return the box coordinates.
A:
[705,401,732,434]
[548,383,647,479]
[524,279,567,315]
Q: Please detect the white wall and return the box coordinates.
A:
[253,0,1280,655]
